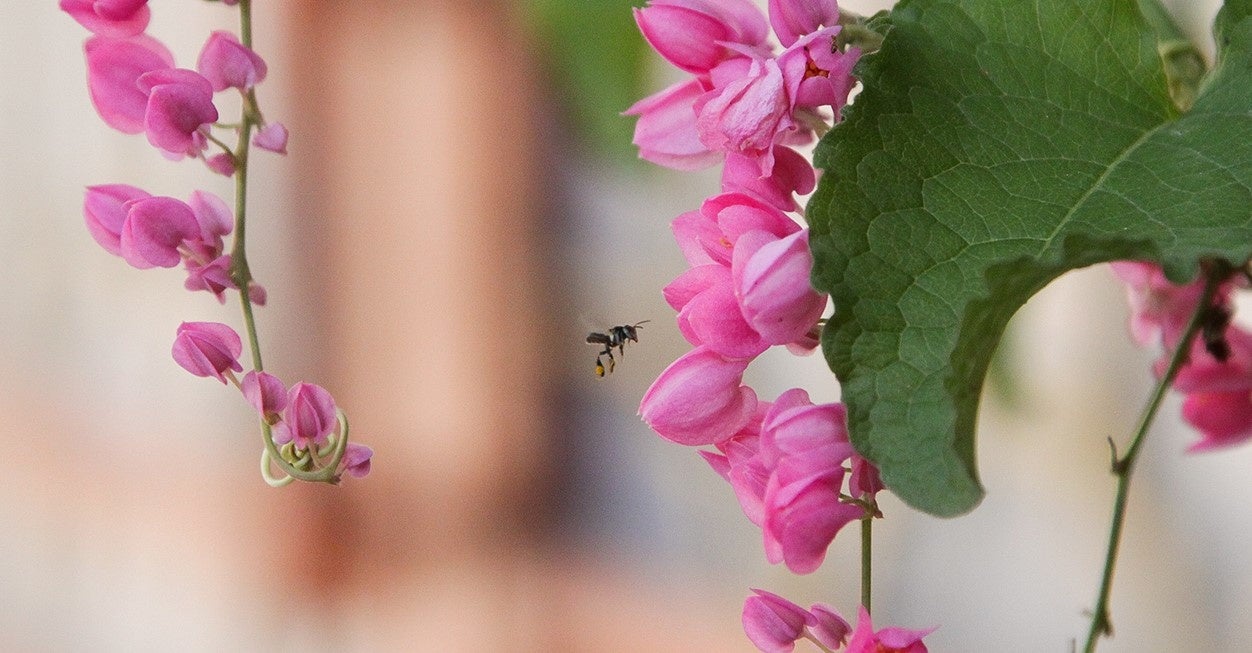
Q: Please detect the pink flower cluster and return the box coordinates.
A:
[1114,262,1250,452]
[63,0,369,482]
[631,0,868,573]
[743,591,932,653]
[627,2,928,649]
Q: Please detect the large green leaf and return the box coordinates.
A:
[809,0,1252,517]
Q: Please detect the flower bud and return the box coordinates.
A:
[241,371,286,422]
[742,589,809,653]
[138,68,218,156]
[340,443,374,479]
[252,123,289,155]
[275,382,337,449]
[120,196,199,269]
[197,31,268,92]
[768,0,840,47]
[640,346,757,446]
[171,321,243,383]
[734,229,826,347]
[61,0,150,38]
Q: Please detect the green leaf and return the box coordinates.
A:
[808,0,1252,516]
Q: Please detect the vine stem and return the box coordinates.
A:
[228,0,262,372]
[1082,266,1223,652]
[861,514,872,614]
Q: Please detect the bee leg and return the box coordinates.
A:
[594,354,607,377]
[603,346,616,374]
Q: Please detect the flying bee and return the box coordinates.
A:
[586,320,649,377]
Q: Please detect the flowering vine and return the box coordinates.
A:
[626,0,1252,650]
[62,0,371,486]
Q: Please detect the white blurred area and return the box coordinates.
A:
[2,0,1249,651]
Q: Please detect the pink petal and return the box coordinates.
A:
[768,0,840,47]
[624,79,722,171]
[640,346,758,446]
[171,321,243,383]
[252,122,289,154]
[84,183,150,256]
[61,0,150,38]
[120,196,199,269]
[84,35,174,133]
[197,30,268,91]
[742,589,809,653]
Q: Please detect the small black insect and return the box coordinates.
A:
[586,321,649,377]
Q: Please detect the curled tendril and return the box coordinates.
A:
[260,409,352,486]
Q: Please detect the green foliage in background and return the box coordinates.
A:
[809,0,1252,516]
[524,0,649,162]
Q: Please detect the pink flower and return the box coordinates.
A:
[696,56,794,171]
[733,229,827,347]
[138,68,219,157]
[1170,327,1252,452]
[742,589,810,653]
[1111,261,1229,351]
[768,0,841,47]
[171,321,243,383]
[742,589,852,653]
[634,0,769,75]
[60,0,150,38]
[275,382,338,449]
[84,35,175,134]
[640,346,758,446]
[759,389,861,573]
[184,254,234,302]
[197,31,268,92]
[721,145,815,213]
[253,123,289,155]
[83,184,150,256]
[700,403,770,523]
[624,79,721,171]
[666,264,770,358]
[846,607,934,653]
[340,443,374,479]
[778,28,859,111]
[120,196,199,269]
[673,193,800,267]
[242,371,287,422]
[206,153,237,176]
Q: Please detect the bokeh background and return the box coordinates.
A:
[2,0,1248,650]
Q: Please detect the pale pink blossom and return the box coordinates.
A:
[640,346,758,446]
[624,79,721,171]
[808,603,853,650]
[83,184,150,256]
[84,35,175,134]
[197,30,268,92]
[120,196,199,269]
[171,321,243,383]
[846,606,934,653]
[274,382,337,449]
[696,56,794,172]
[253,123,289,155]
[137,68,218,157]
[60,0,150,38]
[1111,261,1227,350]
[768,0,841,47]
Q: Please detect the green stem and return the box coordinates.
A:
[228,1,262,372]
[1082,267,1223,652]
[860,514,873,613]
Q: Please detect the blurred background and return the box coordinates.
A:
[2,0,1249,650]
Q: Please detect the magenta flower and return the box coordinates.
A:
[138,68,219,157]
[184,254,234,302]
[634,0,769,75]
[340,443,374,479]
[768,0,841,47]
[171,321,243,383]
[60,0,150,38]
[721,145,815,213]
[742,589,852,653]
[120,196,199,269]
[253,123,289,155]
[1167,327,1252,452]
[275,382,338,449]
[640,346,758,446]
[846,606,934,653]
[84,35,175,134]
[83,184,150,256]
[674,193,801,266]
[241,371,287,422]
[742,589,810,653]
[734,229,827,347]
[624,79,721,171]
[197,31,268,92]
